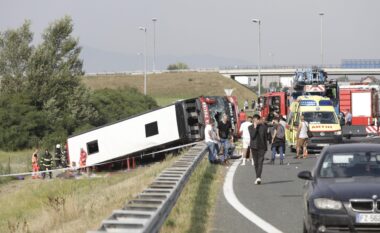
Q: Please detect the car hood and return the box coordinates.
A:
[315,177,380,201]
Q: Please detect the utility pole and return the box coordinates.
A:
[139,26,147,95]
[152,18,157,72]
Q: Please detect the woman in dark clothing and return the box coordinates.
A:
[270,118,285,165]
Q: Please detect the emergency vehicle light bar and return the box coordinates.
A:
[319,100,333,106]
[300,100,317,106]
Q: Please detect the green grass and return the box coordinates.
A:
[0,150,33,184]
[1,155,179,233]
[160,156,224,233]
[83,72,256,107]
[154,96,185,106]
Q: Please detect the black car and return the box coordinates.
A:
[298,143,380,233]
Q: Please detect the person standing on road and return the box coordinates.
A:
[244,99,249,110]
[251,99,256,110]
[270,118,285,165]
[238,109,247,123]
[345,110,352,126]
[296,115,309,159]
[239,116,253,166]
[249,114,268,185]
[205,119,219,164]
[218,114,233,165]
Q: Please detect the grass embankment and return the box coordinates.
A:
[0,150,32,184]
[160,157,225,233]
[83,72,256,106]
[0,155,179,233]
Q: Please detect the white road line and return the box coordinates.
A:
[223,160,283,233]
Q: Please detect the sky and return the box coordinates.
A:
[0,0,379,72]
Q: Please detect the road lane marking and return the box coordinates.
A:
[223,160,283,233]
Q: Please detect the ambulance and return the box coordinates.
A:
[285,95,343,151]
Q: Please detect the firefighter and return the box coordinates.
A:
[61,145,68,168]
[42,149,53,179]
[55,144,62,168]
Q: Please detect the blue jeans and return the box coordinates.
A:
[271,144,284,160]
[207,142,218,162]
[220,139,231,162]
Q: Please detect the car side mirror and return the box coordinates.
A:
[298,171,313,180]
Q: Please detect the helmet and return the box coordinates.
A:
[56,144,61,149]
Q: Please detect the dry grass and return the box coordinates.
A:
[1,155,179,233]
[82,72,256,106]
[160,156,225,233]
[0,150,33,185]
[0,150,33,174]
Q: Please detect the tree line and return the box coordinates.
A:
[0,16,157,151]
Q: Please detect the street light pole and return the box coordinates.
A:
[252,19,261,96]
[137,52,143,72]
[319,12,324,68]
[139,26,147,95]
[152,18,157,72]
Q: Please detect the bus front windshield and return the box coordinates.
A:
[303,111,338,124]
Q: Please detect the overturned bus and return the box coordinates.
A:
[67,96,240,168]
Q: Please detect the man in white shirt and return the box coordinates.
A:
[239,116,253,165]
[205,119,219,163]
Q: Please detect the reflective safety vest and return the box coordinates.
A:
[42,153,52,168]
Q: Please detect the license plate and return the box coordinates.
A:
[317,144,329,147]
[356,213,380,223]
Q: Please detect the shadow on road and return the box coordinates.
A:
[187,163,218,233]
[280,194,302,198]
[260,180,294,185]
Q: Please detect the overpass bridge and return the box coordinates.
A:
[219,67,380,78]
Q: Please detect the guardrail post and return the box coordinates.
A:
[88,142,207,233]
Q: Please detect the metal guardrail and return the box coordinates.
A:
[88,142,207,233]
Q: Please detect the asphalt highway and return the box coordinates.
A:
[210,136,380,233]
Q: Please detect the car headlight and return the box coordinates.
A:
[334,131,342,135]
[314,198,342,210]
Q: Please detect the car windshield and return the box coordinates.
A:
[303,111,337,124]
[319,152,380,178]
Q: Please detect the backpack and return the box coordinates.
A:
[275,124,285,139]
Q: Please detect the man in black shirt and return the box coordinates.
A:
[249,114,268,184]
[217,114,233,165]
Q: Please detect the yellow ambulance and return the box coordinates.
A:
[285,95,343,151]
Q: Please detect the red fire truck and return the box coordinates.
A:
[338,83,380,135]
[258,91,288,120]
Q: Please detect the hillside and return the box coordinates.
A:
[82,72,256,107]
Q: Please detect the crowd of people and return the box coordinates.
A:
[205,108,313,185]
[31,144,69,179]
[205,114,235,166]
